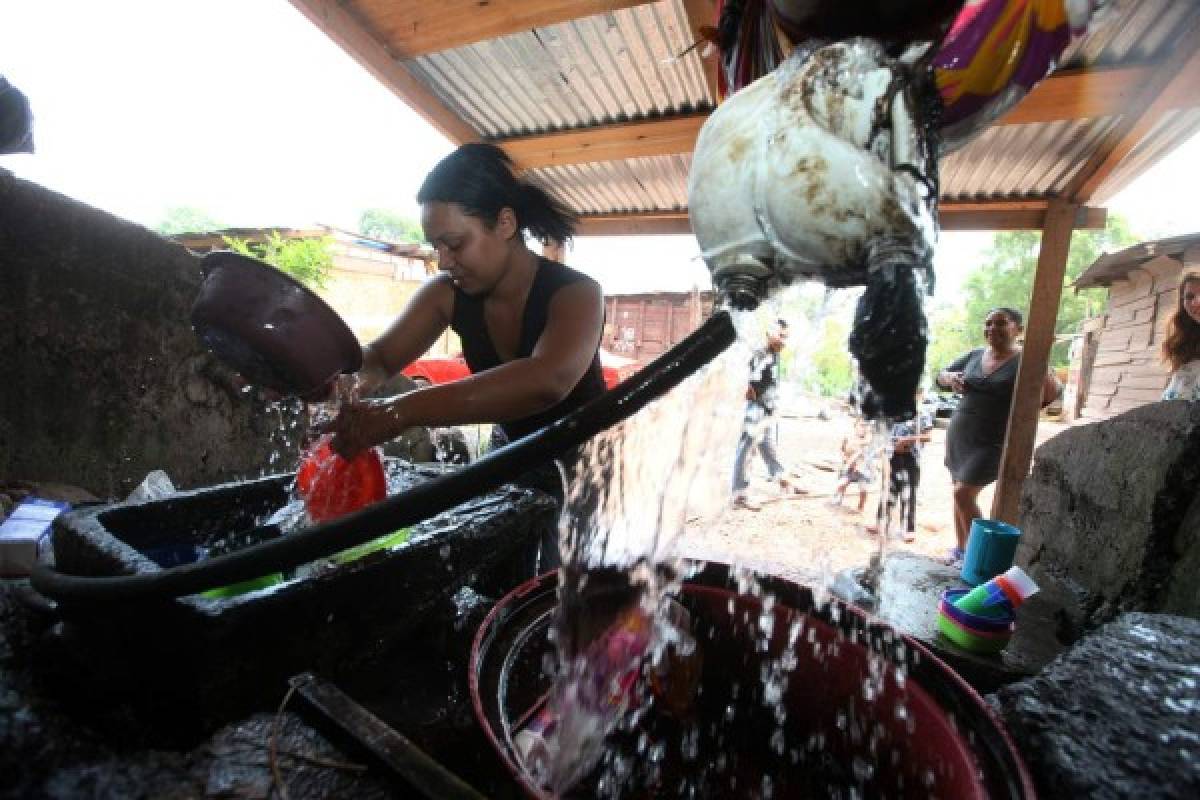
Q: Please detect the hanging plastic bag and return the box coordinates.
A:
[935,0,1111,152]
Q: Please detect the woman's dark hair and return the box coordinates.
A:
[1162,270,1200,372]
[417,143,577,245]
[986,306,1024,327]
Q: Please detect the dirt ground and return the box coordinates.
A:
[672,405,1068,588]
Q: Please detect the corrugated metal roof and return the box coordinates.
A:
[404,0,713,139]
[312,0,1200,221]
[941,116,1123,201]
[1060,0,1195,69]
[1076,231,1200,288]
[907,0,1200,206]
[526,154,691,214]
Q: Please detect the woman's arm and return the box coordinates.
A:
[936,350,974,392]
[1040,370,1062,408]
[327,278,605,456]
[352,276,456,395]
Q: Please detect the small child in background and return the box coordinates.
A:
[866,415,932,542]
[830,419,875,512]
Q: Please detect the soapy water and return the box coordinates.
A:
[524,294,917,797]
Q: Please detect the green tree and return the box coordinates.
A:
[155,206,222,235]
[223,232,334,288]
[805,314,855,396]
[358,208,423,244]
[930,215,1139,376]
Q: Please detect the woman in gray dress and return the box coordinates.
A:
[935,308,1060,566]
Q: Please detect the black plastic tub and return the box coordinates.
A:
[47,463,555,736]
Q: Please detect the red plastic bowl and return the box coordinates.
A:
[295,436,386,522]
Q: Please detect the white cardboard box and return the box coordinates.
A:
[0,497,70,578]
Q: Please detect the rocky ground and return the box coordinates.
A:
[673,404,1068,589]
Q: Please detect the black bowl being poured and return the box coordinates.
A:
[190,251,362,398]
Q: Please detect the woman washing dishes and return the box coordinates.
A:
[319,144,607,561]
[936,308,1060,568]
[1161,269,1200,402]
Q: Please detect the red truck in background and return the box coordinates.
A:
[403,349,636,390]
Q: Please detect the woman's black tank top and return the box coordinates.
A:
[450,257,606,441]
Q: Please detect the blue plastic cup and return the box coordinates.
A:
[962,519,1022,586]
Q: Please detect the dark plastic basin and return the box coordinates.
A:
[471,563,1035,799]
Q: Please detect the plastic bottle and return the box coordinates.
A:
[952,565,1039,619]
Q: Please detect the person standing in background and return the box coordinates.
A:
[731,319,804,511]
[936,307,1060,567]
[1161,269,1200,402]
[866,410,932,542]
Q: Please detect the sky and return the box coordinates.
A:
[3,1,1199,298]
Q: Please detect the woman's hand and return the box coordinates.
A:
[317,396,408,459]
[941,370,967,394]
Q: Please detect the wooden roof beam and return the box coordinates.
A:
[575,202,1105,237]
[1067,15,1200,203]
[288,0,479,144]
[350,0,655,58]
[577,212,692,236]
[502,114,706,169]
[995,64,1155,126]
[941,201,1106,231]
[681,0,720,102]
[500,63,1195,169]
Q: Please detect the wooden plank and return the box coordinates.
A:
[681,0,720,101]
[1093,351,1134,368]
[996,65,1158,126]
[500,64,1179,171]
[501,114,706,169]
[1069,16,1200,202]
[576,204,1105,237]
[288,0,479,143]
[578,212,692,236]
[1121,374,1169,391]
[992,200,1076,525]
[940,204,1106,231]
[352,0,653,58]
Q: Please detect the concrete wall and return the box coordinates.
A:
[0,171,296,499]
[1017,401,1200,623]
[315,247,458,355]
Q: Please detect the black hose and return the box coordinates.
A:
[32,311,737,602]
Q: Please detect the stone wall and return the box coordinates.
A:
[0,171,297,499]
[1017,400,1200,624]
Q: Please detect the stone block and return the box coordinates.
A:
[1018,401,1200,623]
[991,613,1200,800]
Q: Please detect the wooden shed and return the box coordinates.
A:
[1068,233,1200,420]
[603,289,714,361]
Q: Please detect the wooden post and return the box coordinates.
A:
[991,200,1078,524]
[542,239,565,263]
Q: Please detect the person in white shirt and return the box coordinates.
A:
[1161,269,1200,403]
